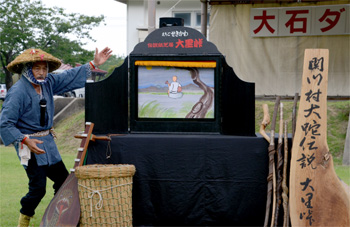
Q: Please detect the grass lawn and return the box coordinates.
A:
[0,146,75,226]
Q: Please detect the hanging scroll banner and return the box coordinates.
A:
[290,49,350,226]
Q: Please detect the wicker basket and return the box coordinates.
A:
[75,164,136,226]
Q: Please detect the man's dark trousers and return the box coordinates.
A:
[20,155,69,216]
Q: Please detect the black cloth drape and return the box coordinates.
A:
[85,134,269,226]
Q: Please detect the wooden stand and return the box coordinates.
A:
[289,49,350,226]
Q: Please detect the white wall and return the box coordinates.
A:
[126,0,203,54]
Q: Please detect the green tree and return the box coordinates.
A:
[98,55,126,77]
[0,0,105,89]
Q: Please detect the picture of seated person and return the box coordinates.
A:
[165,76,183,99]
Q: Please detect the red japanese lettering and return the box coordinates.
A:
[185,39,194,48]
[319,8,345,32]
[253,10,276,34]
[175,39,184,48]
[285,10,309,33]
[194,39,203,48]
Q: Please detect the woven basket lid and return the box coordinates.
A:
[7,49,62,74]
[76,164,136,179]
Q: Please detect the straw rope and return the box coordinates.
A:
[78,182,133,218]
[27,128,57,139]
[76,164,135,226]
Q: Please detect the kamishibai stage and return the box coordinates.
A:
[84,23,272,226]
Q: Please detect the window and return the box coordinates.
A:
[173,12,210,28]
[196,13,210,27]
[173,12,191,26]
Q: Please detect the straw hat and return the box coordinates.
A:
[7,49,61,74]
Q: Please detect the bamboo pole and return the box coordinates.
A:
[282,120,290,227]
[273,103,284,226]
[260,104,271,143]
[264,96,280,227]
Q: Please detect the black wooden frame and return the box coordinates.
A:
[85,26,256,136]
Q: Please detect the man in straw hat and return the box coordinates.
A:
[0,47,112,226]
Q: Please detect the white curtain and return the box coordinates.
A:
[209,1,349,96]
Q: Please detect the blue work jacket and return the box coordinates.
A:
[0,64,90,166]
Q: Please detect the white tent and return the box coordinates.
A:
[207,0,349,97]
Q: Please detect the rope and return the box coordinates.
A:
[160,0,182,17]
[106,139,112,159]
[78,182,133,217]
[27,127,57,139]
